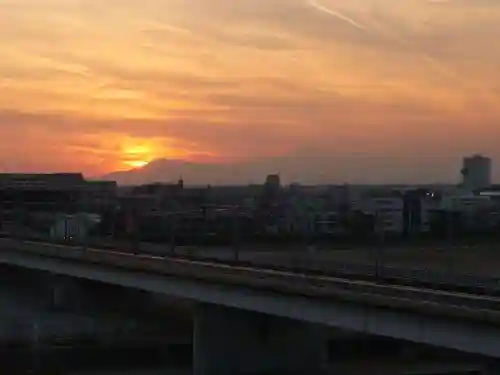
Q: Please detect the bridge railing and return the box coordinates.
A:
[2,234,500,296]
[2,238,500,323]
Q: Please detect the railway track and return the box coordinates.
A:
[1,237,500,324]
[1,235,499,297]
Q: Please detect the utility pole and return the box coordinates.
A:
[447,208,454,277]
[135,212,141,254]
[13,202,20,240]
[128,209,140,254]
[16,204,27,241]
[110,206,116,240]
[170,213,177,254]
[232,207,240,261]
[374,210,384,279]
[379,225,385,279]
[373,211,378,278]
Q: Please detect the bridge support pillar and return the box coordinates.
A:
[45,275,84,311]
[193,303,327,375]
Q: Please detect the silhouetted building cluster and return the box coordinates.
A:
[0,173,116,237]
[2,153,500,245]
[109,175,500,246]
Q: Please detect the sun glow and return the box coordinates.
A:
[122,143,156,170]
[125,160,149,168]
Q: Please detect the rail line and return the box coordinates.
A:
[4,235,499,297]
[1,238,500,324]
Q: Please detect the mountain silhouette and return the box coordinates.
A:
[101,157,332,186]
[102,158,280,186]
[100,156,460,186]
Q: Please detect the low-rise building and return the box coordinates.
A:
[82,180,118,212]
[439,194,498,233]
[50,213,100,242]
[0,173,84,214]
[314,211,345,236]
[356,197,404,235]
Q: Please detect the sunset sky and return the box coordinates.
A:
[2,0,500,182]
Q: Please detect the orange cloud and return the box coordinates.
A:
[1,0,500,180]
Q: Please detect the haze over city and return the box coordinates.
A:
[2,0,500,183]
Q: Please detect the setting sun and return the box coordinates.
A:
[125,160,150,169]
[122,143,156,170]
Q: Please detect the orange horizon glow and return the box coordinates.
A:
[1,0,500,181]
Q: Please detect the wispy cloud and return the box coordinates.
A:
[1,0,500,180]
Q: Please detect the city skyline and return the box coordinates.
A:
[2,0,500,182]
[103,154,495,186]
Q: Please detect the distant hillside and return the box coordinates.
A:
[101,158,285,186]
[101,156,461,186]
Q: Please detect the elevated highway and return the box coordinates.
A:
[1,237,500,374]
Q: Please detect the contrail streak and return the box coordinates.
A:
[306,0,365,30]
[367,18,499,110]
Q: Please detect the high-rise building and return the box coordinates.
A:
[461,154,492,190]
[265,174,281,191]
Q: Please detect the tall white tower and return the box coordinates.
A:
[461,154,492,190]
